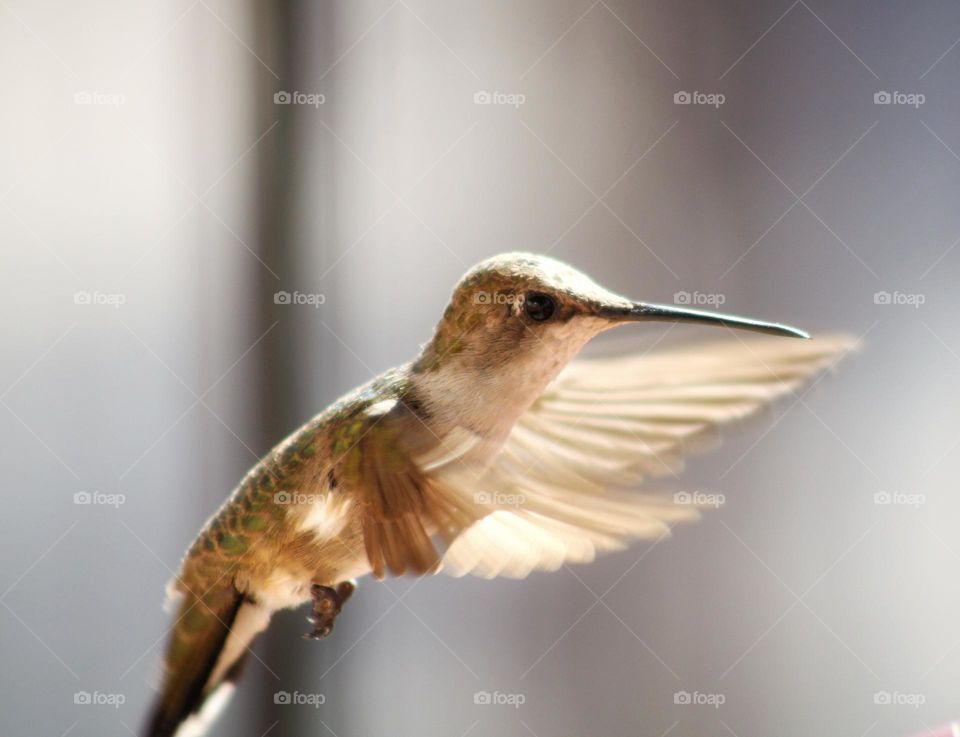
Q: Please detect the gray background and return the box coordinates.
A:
[2,2,959,736]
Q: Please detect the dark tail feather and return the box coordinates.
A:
[144,586,262,737]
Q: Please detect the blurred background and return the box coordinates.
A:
[3,1,960,736]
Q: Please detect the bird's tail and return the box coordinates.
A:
[144,585,272,737]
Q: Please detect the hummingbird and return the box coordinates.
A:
[145,252,851,737]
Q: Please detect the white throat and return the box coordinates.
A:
[413,317,606,442]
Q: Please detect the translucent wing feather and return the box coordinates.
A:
[442,335,855,578]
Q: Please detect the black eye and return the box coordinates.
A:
[523,293,555,322]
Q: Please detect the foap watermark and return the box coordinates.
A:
[74,490,126,508]
[274,90,325,108]
[873,690,925,708]
[874,91,925,108]
[473,90,526,108]
[274,691,326,708]
[74,290,126,308]
[674,691,726,709]
[74,691,126,708]
[475,290,519,305]
[474,690,526,708]
[674,291,726,307]
[274,491,323,505]
[674,490,725,509]
[873,291,925,308]
[874,491,925,509]
[274,290,326,308]
[674,91,725,108]
[474,491,526,508]
[74,90,126,107]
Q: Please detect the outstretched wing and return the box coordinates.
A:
[441,335,855,578]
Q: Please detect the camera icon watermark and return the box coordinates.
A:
[874,91,925,108]
[74,290,126,308]
[74,490,126,508]
[474,290,519,305]
[473,491,526,507]
[473,90,526,108]
[274,490,322,505]
[74,90,126,107]
[873,690,925,708]
[873,491,925,509]
[673,690,725,708]
[74,690,126,708]
[274,90,325,108]
[473,690,526,708]
[674,90,725,108]
[274,690,325,708]
[274,290,326,308]
[674,291,726,307]
[673,490,725,509]
[873,290,925,308]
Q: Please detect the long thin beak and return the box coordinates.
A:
[599,301,809,339]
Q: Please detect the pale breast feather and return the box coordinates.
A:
[294,492,355,540]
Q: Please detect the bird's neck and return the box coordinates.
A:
[408,321,601,441]
[408,362,543,441]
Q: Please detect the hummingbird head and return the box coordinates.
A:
[410,252,807,437]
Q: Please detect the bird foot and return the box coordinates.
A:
[303,580,355,640]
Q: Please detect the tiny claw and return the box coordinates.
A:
[303,581,355,641]
[303,624,333,640]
